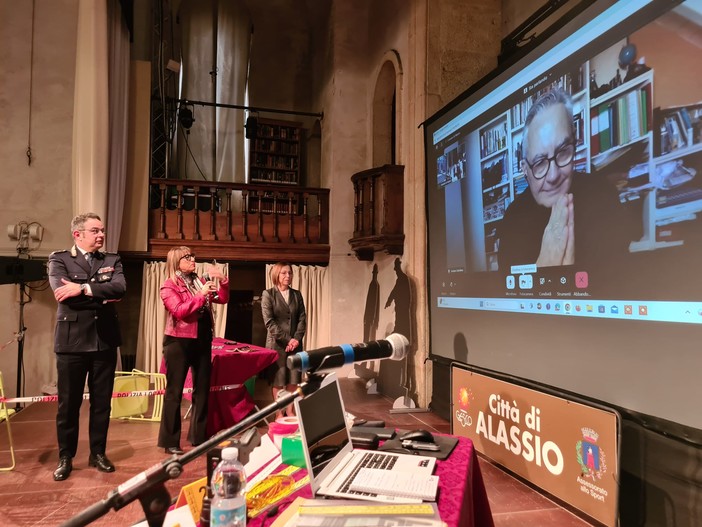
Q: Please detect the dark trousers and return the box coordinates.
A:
[55,349,118,458]
[158,334,212,448]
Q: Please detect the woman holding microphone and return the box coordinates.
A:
[158,246,229,454]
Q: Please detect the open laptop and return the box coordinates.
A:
[294,373,437,503]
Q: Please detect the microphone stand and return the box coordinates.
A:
[15,281,29,411]
[61,372,326,527]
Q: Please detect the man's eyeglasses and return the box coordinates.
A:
[181,254,196,261]
[81,228,106,235]
[524,142,575,180]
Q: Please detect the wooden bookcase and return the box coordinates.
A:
[248,118,304,186]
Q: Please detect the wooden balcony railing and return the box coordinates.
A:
[147,178,330,263]
[348,165,404,260]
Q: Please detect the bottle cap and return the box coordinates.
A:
[222,447,239,461]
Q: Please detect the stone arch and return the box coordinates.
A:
[371,50,403,166]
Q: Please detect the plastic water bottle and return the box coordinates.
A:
[210,447,247,527]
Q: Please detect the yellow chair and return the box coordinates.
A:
[0,371,16,471]
[110,369,166,422]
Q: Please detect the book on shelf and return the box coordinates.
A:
[626,90,640,142]
[591,111,600,155]
[678,108,694,147]
[656,103,702,155]
[573,110,585,146]
[664,113,685,151]
[592,84,651,156]
[480,122,507,158]
[598,104,612,152]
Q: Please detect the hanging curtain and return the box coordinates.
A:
[105,0,130,251]
[265,264,330,351]
[72,0,109,216]
[136,261,229,374]
[72,0,129,251]
[176,0,251,182]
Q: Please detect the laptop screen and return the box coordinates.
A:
[295,374,351,480]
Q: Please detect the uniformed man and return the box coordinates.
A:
[48,212,126,481]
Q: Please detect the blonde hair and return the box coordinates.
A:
[269,262,292,287]
[165,246,192,279]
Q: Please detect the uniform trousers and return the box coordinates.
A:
[55,349,118,458]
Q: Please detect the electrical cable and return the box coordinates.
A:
[26,0,36,165]
[179,121,209,181]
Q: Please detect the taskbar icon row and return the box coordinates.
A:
[518,300,646,316]
[437,296,702,324]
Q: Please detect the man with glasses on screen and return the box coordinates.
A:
[498,87,628,270]
[48,213,126,481]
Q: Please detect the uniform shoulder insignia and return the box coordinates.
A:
[49,250,69,256]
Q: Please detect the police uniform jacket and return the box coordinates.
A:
[48,246,126,353]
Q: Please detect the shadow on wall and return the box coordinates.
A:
[354,264,381,381]
[454,332,469,364]
[378,257,416,402]
[364,264,380,341]
[430,333,469,421]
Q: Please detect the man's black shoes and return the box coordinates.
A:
[54,454,115,479]
[164,446,184,455]
[88,453,115,473]
[53,456,73,481]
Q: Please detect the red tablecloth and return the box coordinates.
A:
[246,435,494,527]
[160,337,278,436]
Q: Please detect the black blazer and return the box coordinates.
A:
[48,246,126,353]
[261,286,306,353]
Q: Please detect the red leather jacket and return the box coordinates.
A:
[160,274,230,338]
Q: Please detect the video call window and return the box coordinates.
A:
[426,0,702,320]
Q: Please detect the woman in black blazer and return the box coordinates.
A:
[261,262,307,418]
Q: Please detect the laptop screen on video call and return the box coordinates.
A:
[297,377,350,478]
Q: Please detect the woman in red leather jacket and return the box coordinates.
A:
[158,246,229,454]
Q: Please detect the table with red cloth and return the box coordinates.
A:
[159,337,278,436]
[246,435,494,527]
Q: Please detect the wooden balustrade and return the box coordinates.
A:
[349,165,404,260]
[147,178,330,263]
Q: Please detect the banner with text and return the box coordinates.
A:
[451,365,619,527]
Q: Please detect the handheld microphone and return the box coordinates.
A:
[287,333,409,372]
[193,273,219,300]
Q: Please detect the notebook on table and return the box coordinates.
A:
[349,468,439,501]
[294,373,437,503]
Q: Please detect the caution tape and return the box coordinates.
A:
[0,382,244,405]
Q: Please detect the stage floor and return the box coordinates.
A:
[0,377,594,527]
[0,398,207,526]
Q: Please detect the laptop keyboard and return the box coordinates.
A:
[339,451,398,496]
